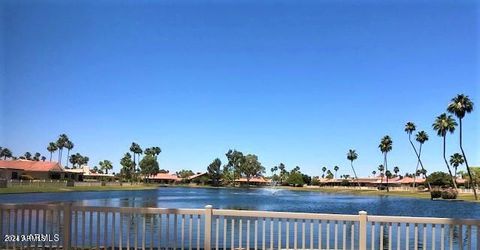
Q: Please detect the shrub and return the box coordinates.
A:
[441,188,458,200]
[430,189,442,199]
[310,178,320,186]
[20,175,34,181]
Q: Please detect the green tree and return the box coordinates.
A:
[333,166,339,179]
[347,149,361,187]
[120,153,135,182]
[321,167,327,178]
[139,154,160,181]
[379,135,393,192]
[427,171,453,187]
[64,140,74,168]
[372,170,376,177]
[33,152,41,161]
[56,134,69,165]
[176,169,195,179]
[287,168,304,187]
[47,142,57,162]
[414,131,432,190]
[225,150,244,185]
[432,113,458,189]
[449,153,464,179]
[0,147,12,160]
[99,160,113,174]
[207,158,222,186]
[326,170,334,179]
[393,166,400,177]
[241,154,265,186]
[447,94,477,199]
[41,156,46,162]
[24,152,32,160]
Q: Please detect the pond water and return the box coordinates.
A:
[1,186,480,219]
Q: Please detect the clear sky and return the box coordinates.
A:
[1,0,479,177]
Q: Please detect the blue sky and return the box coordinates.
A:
[1,0,479,177]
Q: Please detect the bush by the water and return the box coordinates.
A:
[441,188,458,199]
[430,189,442,199]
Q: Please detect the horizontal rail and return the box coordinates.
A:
[213,209,360,221]
[368,215,480,226]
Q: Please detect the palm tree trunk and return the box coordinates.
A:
[66,149,70,168]
[350,161,361,188]
[385,153,389,192]
[459,118,478,199]
[58,150,62,165]
[443,136,458,190]
[49,152,53,162]
[413,144,422,188]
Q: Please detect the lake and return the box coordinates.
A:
[1,186,480,219]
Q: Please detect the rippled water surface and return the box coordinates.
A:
[1,187,480,219]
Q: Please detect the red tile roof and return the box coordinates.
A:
[146,173,181,181]
[0,160,63,172]
[236,177,271,183]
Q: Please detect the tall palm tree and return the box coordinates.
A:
[449,153,464,180]
[447,94,476,199]
[346,149,361,187]
[378,164,385,185]
[404,122,417,177]
[56,134,69,165]
[64,140,74,168]
[47,142,58,162]
[379,135,393,192]
[432,113,458,190]
[415,131,432,190]
[333,166,339,179]
[321,167,327,178]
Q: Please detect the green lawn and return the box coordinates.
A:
[0,184,158,194]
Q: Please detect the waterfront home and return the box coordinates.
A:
[145,172,181,184]
[235,176,271,186]
[0,160,65,180]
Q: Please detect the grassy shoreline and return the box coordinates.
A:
[0,184,158,194]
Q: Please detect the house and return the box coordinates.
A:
[145,173,181,184]
[235,176,271,186]
[0,160,64,180]
[67,165,115,181]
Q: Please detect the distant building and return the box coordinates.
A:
[235,176,271,186]
[145,173,181,184]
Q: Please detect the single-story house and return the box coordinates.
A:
[235,176,271,186]
[145,173,181,184]
[0,160,65,180]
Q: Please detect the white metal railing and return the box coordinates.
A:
[0,204,478,249]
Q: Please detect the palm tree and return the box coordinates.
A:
[56,134,69,165]
[333,166,339,179]
[447,94,476,199]
[99,160,113,174]
[24,152,32,160]
[1,148,12,160]
[393,166,400,177]
[47,142,58,162]
[34,152,41,161]
[378,164,385,185]
[432,113,458,190]
[449,153,464,180]
[379,135,393,192]
[414,131,432,190]
[372,170,376,177]
[321,167,327,178]
[404,122,418,177]
[64,140,74,168]
[346,149,361,187]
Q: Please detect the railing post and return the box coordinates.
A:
[359,211,367,250]
[63,203,72,249]
[204,205,213,250]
